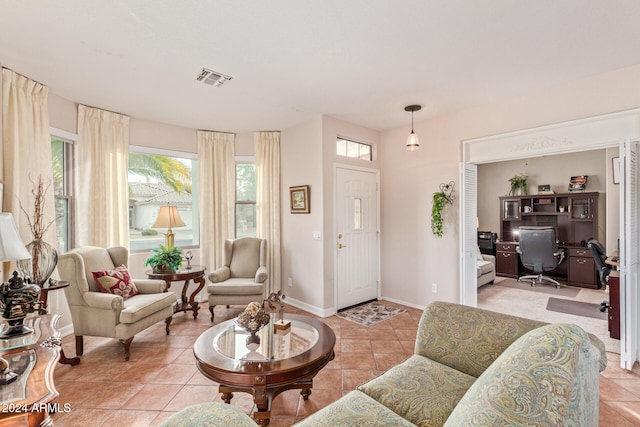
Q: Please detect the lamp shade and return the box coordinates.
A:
[152,205,186,229]
[406,131,420,151]
[0,213,31,262]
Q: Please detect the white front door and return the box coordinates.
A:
[335,166,379,310]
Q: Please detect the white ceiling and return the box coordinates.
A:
[2,1,640,133]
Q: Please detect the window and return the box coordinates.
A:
[236,161,256,238]
[336,138,372,161]
[128,148,199,250]
[51,134,74,253]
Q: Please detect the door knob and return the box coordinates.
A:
[338,243,347,249]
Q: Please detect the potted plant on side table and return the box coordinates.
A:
[145,245,183,274]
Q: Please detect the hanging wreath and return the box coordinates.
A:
[431,182,455,238]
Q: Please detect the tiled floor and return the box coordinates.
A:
[50,302,640,426]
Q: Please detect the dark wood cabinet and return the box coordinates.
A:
[567,248,597,288]
[497,192,600,288]
[496,243,519,278]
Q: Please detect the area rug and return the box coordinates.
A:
[546,297,607,320]
[336,301,406,327]
[494,277,581,298]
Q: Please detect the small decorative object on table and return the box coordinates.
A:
[265,290,290,331]
[235,302,270,333]
[185,250,193,270]
[17,175,59,287]
[235,302,270,350]
[0,213,41,339]
[0,272,41,337]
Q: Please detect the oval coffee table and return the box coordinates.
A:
[194,314,336,426]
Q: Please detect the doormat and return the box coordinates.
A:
[546,297,607,320]
[495,278,581,298]
[336,301,406,327]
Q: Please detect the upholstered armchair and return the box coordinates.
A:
[207,237,267,322]
[58,246,178,361]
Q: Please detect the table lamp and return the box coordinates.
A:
[152,204,186,248]
[0,213,37,384]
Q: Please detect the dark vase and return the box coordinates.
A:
[17,239,58,286]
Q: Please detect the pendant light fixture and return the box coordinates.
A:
[404,104,421,151]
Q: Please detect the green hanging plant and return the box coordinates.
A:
[431,182,455,238]
[431,192,449,237]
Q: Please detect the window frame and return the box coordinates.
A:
[336,137,373,161]
[51,127,77,253]
[235,156,256,239]
[128,145,200,252]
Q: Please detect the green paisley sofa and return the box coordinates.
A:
[162,302,606,426]
[297,301,606,427]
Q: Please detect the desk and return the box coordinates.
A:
[495,242,597,288]
[147,266,206,319]
[605,250,620,268]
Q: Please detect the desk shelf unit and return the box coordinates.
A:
[498,192,599,288]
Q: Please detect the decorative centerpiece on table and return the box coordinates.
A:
[265,290,290,331]
[17,175,59,287]
[235,301,270,349]
[144,245,183,274]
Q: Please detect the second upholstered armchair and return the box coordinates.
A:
[207,237,268,322]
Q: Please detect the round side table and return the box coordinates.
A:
[39,281,81,366]
[147,266,206,319]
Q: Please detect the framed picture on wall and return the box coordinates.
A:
[612,157,621,184]
[289,185,310,214]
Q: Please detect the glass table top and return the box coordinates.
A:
[213,316,319,362]
[0,316,42,351]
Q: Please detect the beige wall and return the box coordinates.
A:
[379,63,640,308]
[280,116,324,309]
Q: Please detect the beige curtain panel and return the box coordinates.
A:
[255,131,281,294]
[198,130,235,271]
[76,105,130,248]
[1,68,56,245]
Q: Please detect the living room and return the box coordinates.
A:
[2,2,640,426]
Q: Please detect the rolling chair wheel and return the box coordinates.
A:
[600,301,610,313]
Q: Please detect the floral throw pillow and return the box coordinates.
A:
[92,264,139,300]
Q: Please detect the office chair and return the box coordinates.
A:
[587,240,612,289]
[516,226,566,288]
[588,239,613,312]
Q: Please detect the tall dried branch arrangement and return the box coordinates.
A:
[19,175,56,239]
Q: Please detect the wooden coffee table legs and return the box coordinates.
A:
[219,379,315,426]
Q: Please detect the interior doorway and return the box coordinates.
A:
[460,109,640,369]
[335,165,380,310]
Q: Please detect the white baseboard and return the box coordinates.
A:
[285,296,336,318]
[380,295,426,311]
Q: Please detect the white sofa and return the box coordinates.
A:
[477,252,496,287]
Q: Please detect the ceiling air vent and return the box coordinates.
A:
[196,68,233,87]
